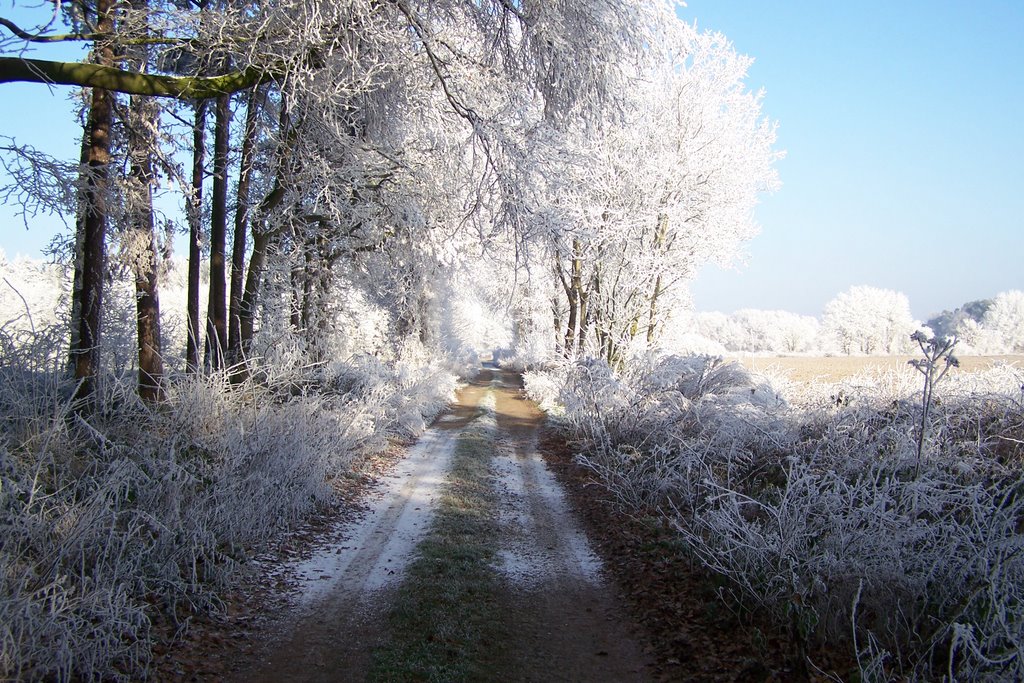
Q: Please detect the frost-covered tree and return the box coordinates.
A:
[822,285,916,355]
[926,298,991,340]
[536,22,780,364]
[727,309,819,353]
[690,311,746,352]
[4,0,719,393]
[973,290,1024,353]
[669,309,819,354]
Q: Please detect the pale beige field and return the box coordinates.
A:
[728,355,1024,384]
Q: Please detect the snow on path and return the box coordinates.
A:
[493,439,602,587]
[233,378,492,682]
[232,371,654,682]
[488,371,602,587]
[289,426,458,603]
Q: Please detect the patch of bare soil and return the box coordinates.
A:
[489,370,655,682]
[536,425,856,682]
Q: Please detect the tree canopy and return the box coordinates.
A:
[0,0,781,397]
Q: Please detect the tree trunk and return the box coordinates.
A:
[300,238,315,333]
[577,283,589,355]
[68,130,90,376]
[566,245,585,357]
[563,280,578,357]
[240,228,271,350]
[552,294,562,356]
[71,0,116,406]
[646,272,663,345]
[238,180,287,353]
[240,98,293,354]
[127,94,164,403]
[186,100,206,373]
[300,233,336,364]
[205,91,230,370]
[289,240,303,332]
[228,85,264,360]
[646,213,669,345]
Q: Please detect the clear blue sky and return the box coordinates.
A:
[2,2,1022,320]
[682,0,1024,320]
[0,2,85,258]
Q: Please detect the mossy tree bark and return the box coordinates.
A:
[0,57,271,98]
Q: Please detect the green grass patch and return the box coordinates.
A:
[368,419,508,682]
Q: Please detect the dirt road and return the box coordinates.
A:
[229,367,653,682]
[488,371,653,682]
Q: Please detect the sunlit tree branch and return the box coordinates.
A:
[0,56,273,98]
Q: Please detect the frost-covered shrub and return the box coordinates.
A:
[0,329,460,681]
[658,330,728,356]
[0,374,338,680]
[523,364,567,413]
[556,354,781,456]
[549,352,1024,680]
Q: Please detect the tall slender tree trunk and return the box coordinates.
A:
[240,99,292,354]
[71,0,116,406]
[577,289,590,355]
[205,92,231,370]
[563,241,583,356]
[122,0,164,402]
[300,238,315,333]
[240,229,272,349]
[289,240,303,332]
[228,85,264,360]
[563,281,578,357]
[646,273,663,345]
[593,268,611,362]
[127,94,164,402]
[69,131,90,375]
[186,100,207,373]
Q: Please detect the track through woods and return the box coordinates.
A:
[220,366,653,682]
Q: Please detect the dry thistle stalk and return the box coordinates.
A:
[908,331,959,477]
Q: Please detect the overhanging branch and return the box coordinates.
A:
[0,16,96,42]
[0,57,275,99]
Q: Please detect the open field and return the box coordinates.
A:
[729,354,1024,384]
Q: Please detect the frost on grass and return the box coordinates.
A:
[536,353,1024,681]
[0,328,459,682]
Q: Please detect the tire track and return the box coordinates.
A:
[488,370,654,682]
[233,377,489,682]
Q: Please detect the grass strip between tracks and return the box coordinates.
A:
[368,396,507,682]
